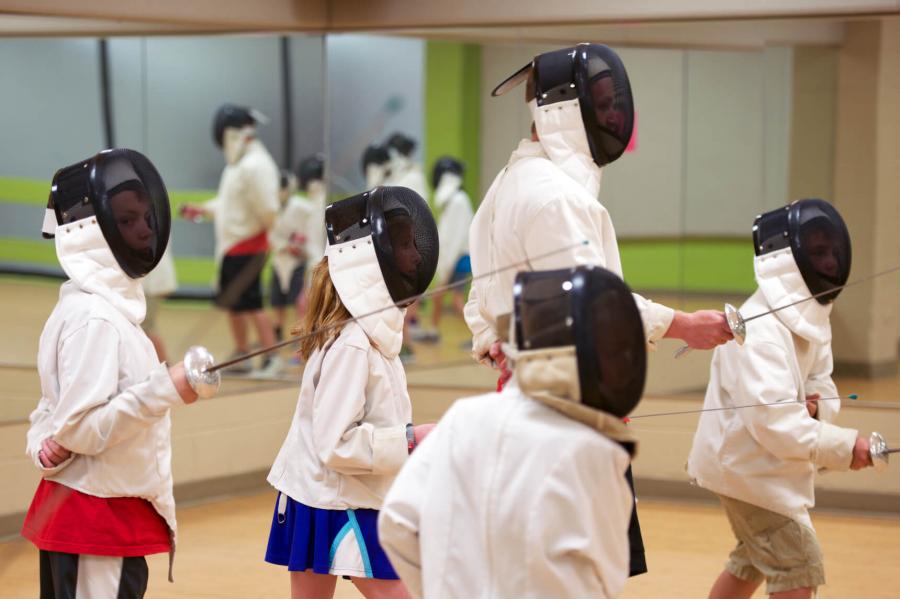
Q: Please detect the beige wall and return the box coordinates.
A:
[831,19,900,375]
[789,47,839,201]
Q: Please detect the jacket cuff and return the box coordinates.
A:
[471,329,499,364]
[372,425,408,475]
[147,363,187,413]
[641,301,675,349]
[813,422,857,471]
[31,447,75,475]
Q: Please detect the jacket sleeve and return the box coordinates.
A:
[464,284,498,362]
[631,293,675,349]
[805,342,840,424]
[200,197,219,219]
[311,343,408,476]
[50,319,183,456]
[26,397,74,474]
[378,412,446,599]
[726,340,856,471]
[528,442,632,599]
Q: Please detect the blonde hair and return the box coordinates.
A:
[291,257,352,360]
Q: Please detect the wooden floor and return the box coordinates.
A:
[1,492,898,598]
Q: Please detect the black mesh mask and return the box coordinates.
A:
[325,186,439,305]
[45,149,171,279]
[752,199,851,304]
[514,266,646,417]
[492,43,634,168]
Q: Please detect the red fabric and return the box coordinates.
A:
[226,231,269,256]
[21,480,170,557]
[497,375,505,392]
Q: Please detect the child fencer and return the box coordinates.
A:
[264,186,439,598]
[687,199,874,599]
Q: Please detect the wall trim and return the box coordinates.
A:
[5,471,896,539]
[635,476,900,516]
[833,359,898,379]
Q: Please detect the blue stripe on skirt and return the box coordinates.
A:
[264,493,398,579]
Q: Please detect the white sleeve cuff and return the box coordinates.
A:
[634,294,675,349]
[814,422,857,471]
[145,363,186,414]
[31,447,75,474]
[372,425,409,475]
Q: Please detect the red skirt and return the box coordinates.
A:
[22,479,171,557]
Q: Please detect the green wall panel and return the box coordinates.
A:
[425,42,481,206]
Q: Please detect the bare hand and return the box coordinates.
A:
[806,393,819,418]
[489,341,512,387]
[667,310,733,350]
[850,436,873,470]
[39,438,72,468]
[413,423,435,446]
[168,362,199,404]
[179,204,205,222]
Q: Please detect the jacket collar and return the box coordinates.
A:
[54,218,146,324]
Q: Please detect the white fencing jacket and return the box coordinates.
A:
[26,219,185,545]
[687,247,858,528]
[384,156,428,199]
[465,99,673,360]
[379,380,633,599]
[434,173,474,285]
[202,137,281,268]
[268,235,411,509]
[268,183,326,293]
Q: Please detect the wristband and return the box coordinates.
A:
[406,423,417,454]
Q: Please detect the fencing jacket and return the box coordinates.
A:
[26,219,184,554]
[379,380,633,599]
[433,173,474,285]
[465,132,673,361]
[269,190,323,294]
[202,138,281,274]
[687,247,858,528]
[268,234,412,509]
[384,156,428,199]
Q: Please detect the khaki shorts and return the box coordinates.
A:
[718,494,825,594]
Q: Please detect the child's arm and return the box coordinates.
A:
[26,397,74,474]
[49,319,189,456]
[530,443,632,598]
[378,415,444,598]
[728,341,856,471]
[311,343,408,476]
[805,343,839,423]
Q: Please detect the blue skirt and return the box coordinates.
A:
[448,254,472,285]
[264,492,399,579]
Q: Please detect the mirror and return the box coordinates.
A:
[0,33,326,423]
[319,22,844,394]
